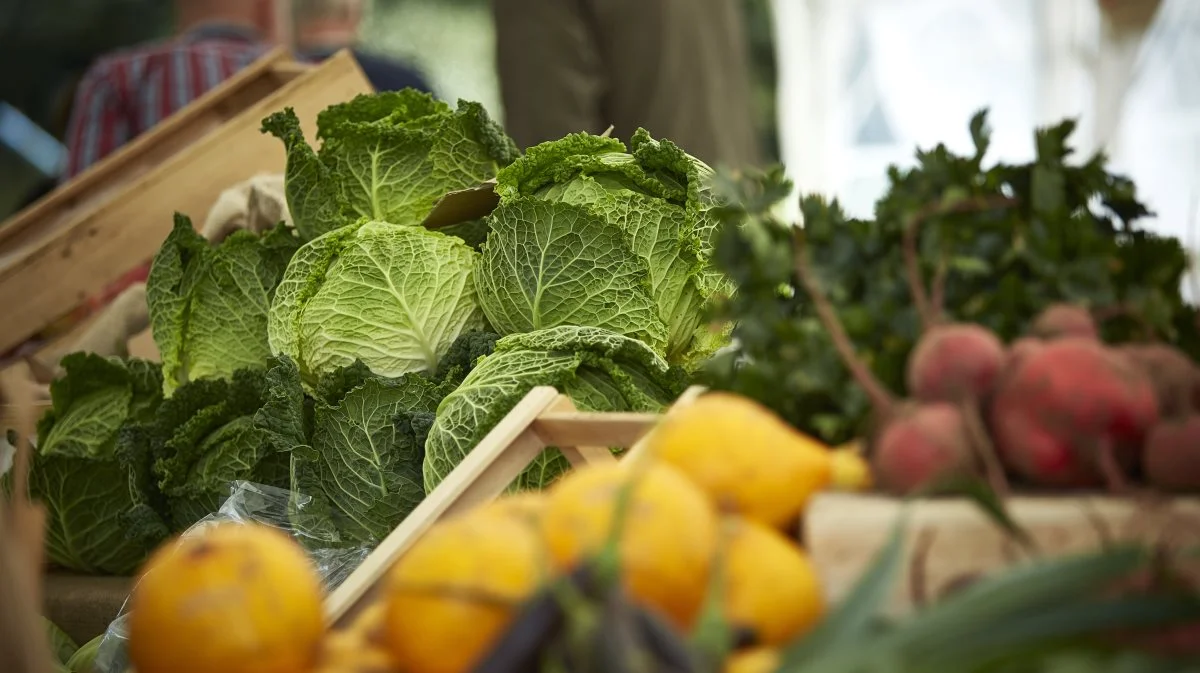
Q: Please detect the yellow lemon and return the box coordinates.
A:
[127,522,325,673]
[540,461,719,629]
[647,392,833,528]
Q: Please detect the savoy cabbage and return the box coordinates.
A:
[143,358,304,530]
[422,325,686,493]
[268,220,486,385]
[147,214,301,397]
[261,90,519,240]
[26,353,169,575]
[478,130,731,368]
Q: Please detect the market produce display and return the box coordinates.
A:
[703,112,1200,496]
[11,84,1200,673]
[120,394,1200,673]
[16,88,729,577]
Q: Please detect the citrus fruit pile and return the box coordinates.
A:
[124,392,864,673]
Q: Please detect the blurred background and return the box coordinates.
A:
[0,0,1194,253]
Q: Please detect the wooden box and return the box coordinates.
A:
[804,491,1200,616]
[0,49,373,356]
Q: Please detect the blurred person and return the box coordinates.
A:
[492,0,762,169]
[293,0,434,94]
[12,0,284,363]
[61,0,284,181]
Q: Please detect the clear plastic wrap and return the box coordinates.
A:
[91,480,372,673]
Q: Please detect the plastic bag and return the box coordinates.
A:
[91,480,372,673]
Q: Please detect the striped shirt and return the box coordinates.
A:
[61,23,269,181]
[18,25,271,360]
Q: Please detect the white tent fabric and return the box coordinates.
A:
[771,0,1198,300]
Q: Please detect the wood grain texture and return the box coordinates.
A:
[0,50,372,354]
[804,491,1200,616]
[325,385,708,630]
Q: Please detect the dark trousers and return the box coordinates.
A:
[493,0,763,170]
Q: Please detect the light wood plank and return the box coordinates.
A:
[0,48,290,253]
[531,410,657,453]
[534,397,621,467]
[0,50,372,355]
[324,386,561,627]
[804,492,1200,616]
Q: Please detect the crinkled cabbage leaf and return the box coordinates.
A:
[146,357,306,530]
[147,214,301,397]
[478,130,731,368]
[268,220,485,386]
[422,326,687,493]
[26,353,169,575]
[289,367,450,548]
[261,90,519,240]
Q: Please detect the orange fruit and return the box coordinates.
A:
[724,647,781,673]
[830,442,873,492]
[477,492,546,525]
[721,515,825,645]
[540,461,719,629]
[316,628,394,673]
[382,508,543,673]
[646,392,833,528]
[127,522,325,673]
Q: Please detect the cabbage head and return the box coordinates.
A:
[145,358,304,530]
[148,214,301,397]
[422,326,686,493]
[25,353,169,575]
[289,363,449,548]
[477,130,730,368]
[262,90,519,240]
[268,220,485,385]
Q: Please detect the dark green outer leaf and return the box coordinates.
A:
[43,618,77,664]
[262,108,349,240]
[296,373,445,546]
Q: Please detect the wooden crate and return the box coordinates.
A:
[805,491,1200,616]
[323,378,1200,626]
[43,573,133,645]
[0,49,373,356]
[323,385,707,628]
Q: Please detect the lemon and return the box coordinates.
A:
[647,392,834,528]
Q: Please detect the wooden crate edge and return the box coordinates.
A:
[0,50,372,355]
[804,489,1200,616]
[324,384,707,628]
[0,48,292,249]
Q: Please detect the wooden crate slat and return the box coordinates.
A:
[531,410,656,457]
[804,491,1200,616]
[536,396,621,468]
[0,48,290,254]
[324,384,707,629]
[324,386,563,626]
[0,50,372,355]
